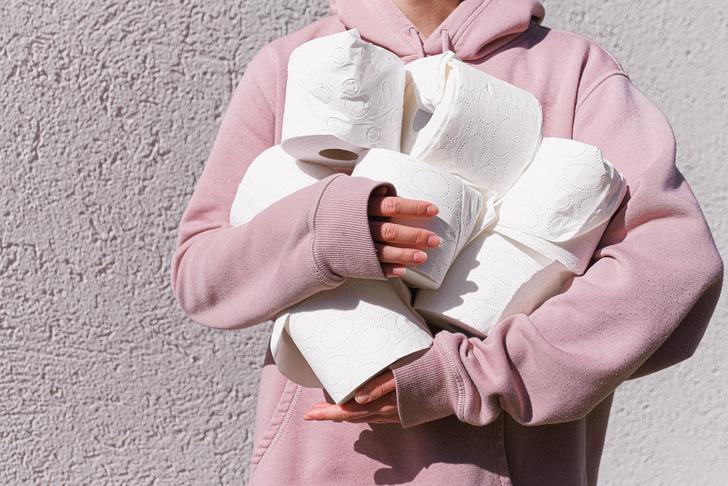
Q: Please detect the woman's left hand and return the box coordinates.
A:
[303,370,401,424]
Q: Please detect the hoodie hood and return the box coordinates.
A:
[330,0,545,62]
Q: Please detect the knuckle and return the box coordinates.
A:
[382,223,398,241]
[408,249,420,263]
[396,247,410,264]
[415,230,430,246]
[385,197,400,214]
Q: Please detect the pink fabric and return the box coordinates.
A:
[169,0,724,484]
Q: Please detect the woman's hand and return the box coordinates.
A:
[303,370,400,424]
[368,185,442,278]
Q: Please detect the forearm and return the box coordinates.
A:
[388,72,724,429]
[171,172,395,330]
[169,46,395,330]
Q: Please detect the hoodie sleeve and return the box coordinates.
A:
[388,71,724,428]
[170,47,397,331]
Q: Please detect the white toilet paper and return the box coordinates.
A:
[351,148,487,290]
[493,137,628,274]
[413,138,627,336]
[400,53,450,154]
[229,145,337,226]
[402,52,543,195]
[414,231,572,337]
[281,29,406,169]
[271,277,432,404]
[229,144,433,404]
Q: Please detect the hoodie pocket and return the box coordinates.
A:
[249,379,302,470]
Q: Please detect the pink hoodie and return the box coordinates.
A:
[170,0,724,484]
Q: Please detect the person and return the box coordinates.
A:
[169,0,724,484]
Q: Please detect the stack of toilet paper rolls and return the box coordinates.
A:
[228,29,627,403]
[230,145,434,404]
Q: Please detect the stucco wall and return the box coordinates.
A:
[1,0,725,484]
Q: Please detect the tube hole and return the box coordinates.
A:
[319,148,359,161]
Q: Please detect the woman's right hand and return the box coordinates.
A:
[367,185,442,278]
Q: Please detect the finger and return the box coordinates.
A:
[374,242,428,266]
[370,221,441,249]
[368,195,439,218]
[343,392,397,414]
[305,393,396,419]
[303,404,374,421]
[344,416,401,424]
[355,371,396,404]
[380,262,406,278]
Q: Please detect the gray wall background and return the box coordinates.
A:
[1,0,725,484]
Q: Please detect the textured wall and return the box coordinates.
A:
[1,0,725,484]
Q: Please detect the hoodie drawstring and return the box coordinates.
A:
[409,26,454,58]
[441,27,453,53]
[408,26,426,58]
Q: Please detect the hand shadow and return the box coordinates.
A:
[353,415,503,484]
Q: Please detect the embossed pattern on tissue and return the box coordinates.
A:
[352,150,482,288]
[286,279,433,401]
[282,31,405,150]
[497,138,615,243]
[413,60,542,194]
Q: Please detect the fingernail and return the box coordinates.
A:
[427,205,439,216]
[427,235,441,247]
[414,251,427,263]
[355,393,370,404]
[393,267,405,276]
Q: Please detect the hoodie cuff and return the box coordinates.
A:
[388,342,461,428]
[312,173,397,282]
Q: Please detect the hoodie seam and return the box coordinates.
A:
[309,173,349,286]
[574,71,630,114]
[556,29,628,72]
[246,49,277,116]
[434,339,467,421]
[451,0,497,45]
[468,20,540,63]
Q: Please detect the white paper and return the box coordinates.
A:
[281,29,406,169]
[351,148,486,290]
[271,277,432,404]
[414,137,627,335]
[229,144,433,404]
[414,231,572,337]
[400,53,451,154]
[403,52,543,195]
[493,137,628,274]
[229,145,337,226]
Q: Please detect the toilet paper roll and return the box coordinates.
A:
[413,231,572,337]
[402,52,543,194]
[401,53,451,154]
[229,144,434,404]
[281,29,406,169]
[413,138,627,335]
[493,137,628,274]
[351,148,486,290]
[229,145,337,226]
[271,277,432,404]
